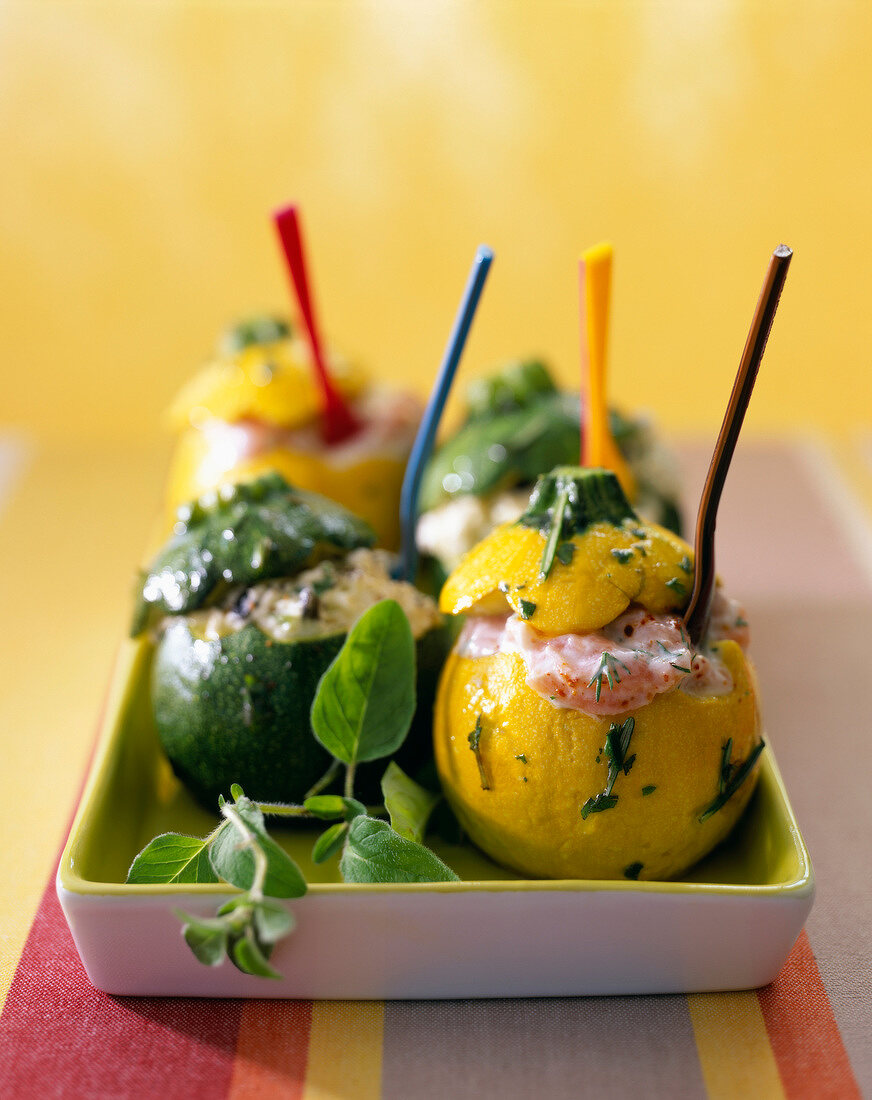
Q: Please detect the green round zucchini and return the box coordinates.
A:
[152,618,448,807]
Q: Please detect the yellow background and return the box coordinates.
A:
[1,1,870,445]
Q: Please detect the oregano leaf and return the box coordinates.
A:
[310,600,416,765]
[381,762,440,843]
[312,822,349,864]
[230,927,281,979]
[127,833,219,885]
[339,816,459,884]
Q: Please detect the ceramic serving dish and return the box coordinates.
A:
[57,639,814,999]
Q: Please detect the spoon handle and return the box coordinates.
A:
[685,245,793,645]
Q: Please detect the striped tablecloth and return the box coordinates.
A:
[1,437,870,1099]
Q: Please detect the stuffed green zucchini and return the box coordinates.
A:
[416,359,683,573]
[132,472,444,806]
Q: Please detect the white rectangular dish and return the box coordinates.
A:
[57,640,814,998]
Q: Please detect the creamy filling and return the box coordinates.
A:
[178,548,442,643]
[416,488,531,572]
[455,589,749,715]
[195,387,422,478]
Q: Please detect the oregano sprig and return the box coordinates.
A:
[127,600,459,979]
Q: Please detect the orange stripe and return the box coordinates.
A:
[228,999,312,1099]
[757,931,861,1100]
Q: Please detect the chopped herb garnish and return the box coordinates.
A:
[581,793,619,819]
[587,651,632,703]
[519,599,537,620]
[670,663,692,674]
[699,740,765,822]
[735,615,748,627]
[610,547,634,563]
[623,862,644,880]
[555,542,575,565]
[604,718,636,785]
[665,577,686,595]
[498,581,510,594]
[679,555,692,574]
[538,482,571,580]
[467,714,489,790]
[580,718,636,819]
[718,738,733,793]
[515,754,528,764]
[641,785,657,796]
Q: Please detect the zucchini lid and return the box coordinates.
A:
[132,471,375,636]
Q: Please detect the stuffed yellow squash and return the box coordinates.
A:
[165,316,422,548]
[434,465,763,881]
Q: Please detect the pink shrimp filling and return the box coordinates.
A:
[456,591,749,716]
[195,388,421,475]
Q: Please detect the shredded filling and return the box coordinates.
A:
[456,589,749,715]
[174,549,442,643]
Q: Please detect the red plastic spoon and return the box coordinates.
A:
[273,204,360,445]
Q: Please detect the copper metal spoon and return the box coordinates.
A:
[684,245,793,645]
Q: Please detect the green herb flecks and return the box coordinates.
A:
[580,793,618,819]
[679,555,693,574]
[587,651,632,703]
[610,547,634,564]
[623,862,644,880]
[519,599,537,620]
[556,542,575,566]
[642,785,657,796]
[581,717,636,819]
[670,663,692,674]
[515,753,528,764]
[699,740,766,822]
[665,577,686,596]
[468,713,490,790]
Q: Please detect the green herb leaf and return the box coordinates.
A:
[252,899,296,945]
[467,713,489,790]
[519,599,537,620]
[208,812,307,898]
[339,816,459,883]
[610,547,634,564]
[581,793,619,819]
[665,577,686,595]
[587,652,632,703]
[304,795,366,821]
[312,822,349,864]
[538,483,570,580]
[699,740,766,822]
[515,753,528,764]
[310,599,416,765]
[127,833,219,885]
[230,926,281,980]
[176,913,229,966]
[381,761,441,844]
[678,555,693,574]
[642,785,657,796]
[555,542,575,565]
